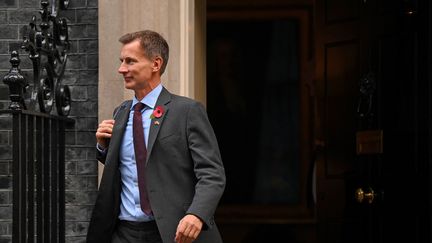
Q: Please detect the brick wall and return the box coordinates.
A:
[0,0,98,242]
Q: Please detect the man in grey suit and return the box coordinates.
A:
[86,30,226,243]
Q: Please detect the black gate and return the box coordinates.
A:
[2,1,74,242]
[0,110,73,243]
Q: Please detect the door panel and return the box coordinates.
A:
[317,39,367,243]
[324,40,359,176]
[316,0,431,242]
[378,32,420,242]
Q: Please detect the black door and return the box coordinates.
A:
[315,0,431,242]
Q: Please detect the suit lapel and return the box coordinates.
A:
[146,87,171,163]
[105,100,131,169]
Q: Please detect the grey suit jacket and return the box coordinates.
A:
[86,87,226,243]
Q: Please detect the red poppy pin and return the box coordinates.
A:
[150,105,164,119]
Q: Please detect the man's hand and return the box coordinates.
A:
[95,119,115,148]
[175,214,203,243]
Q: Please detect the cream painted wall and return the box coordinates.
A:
[98,0,206,181]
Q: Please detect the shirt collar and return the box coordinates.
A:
[131,84,163,110]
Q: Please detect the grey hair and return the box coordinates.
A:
[119,30,169,75]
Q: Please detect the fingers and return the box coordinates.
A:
[175,221,192,243]
[175,218,184,243]
[191,229,200,241]
[175,215,203,243]
[96,120,115,147]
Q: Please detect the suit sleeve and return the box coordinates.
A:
[96,144,107,164]
[186,101,226,230]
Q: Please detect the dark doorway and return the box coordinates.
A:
[207,20,301,205]
[207,4,316,243]
[207,1,432,243]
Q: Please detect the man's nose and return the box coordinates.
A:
[118,63,128,73]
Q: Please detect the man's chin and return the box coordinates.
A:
[124,83,135,90]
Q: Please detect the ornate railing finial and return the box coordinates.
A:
[2,51,28,110]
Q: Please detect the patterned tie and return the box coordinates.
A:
[133,102,152,215]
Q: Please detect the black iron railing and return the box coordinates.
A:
[0,109,73,243]
[2,0,74,242]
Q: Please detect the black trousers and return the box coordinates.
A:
[112,220,163,243]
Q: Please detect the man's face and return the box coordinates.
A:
[118,40,154,91]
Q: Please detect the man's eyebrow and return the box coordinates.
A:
[119,57,137,62]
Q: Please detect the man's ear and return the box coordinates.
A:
[152,57,163,73]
